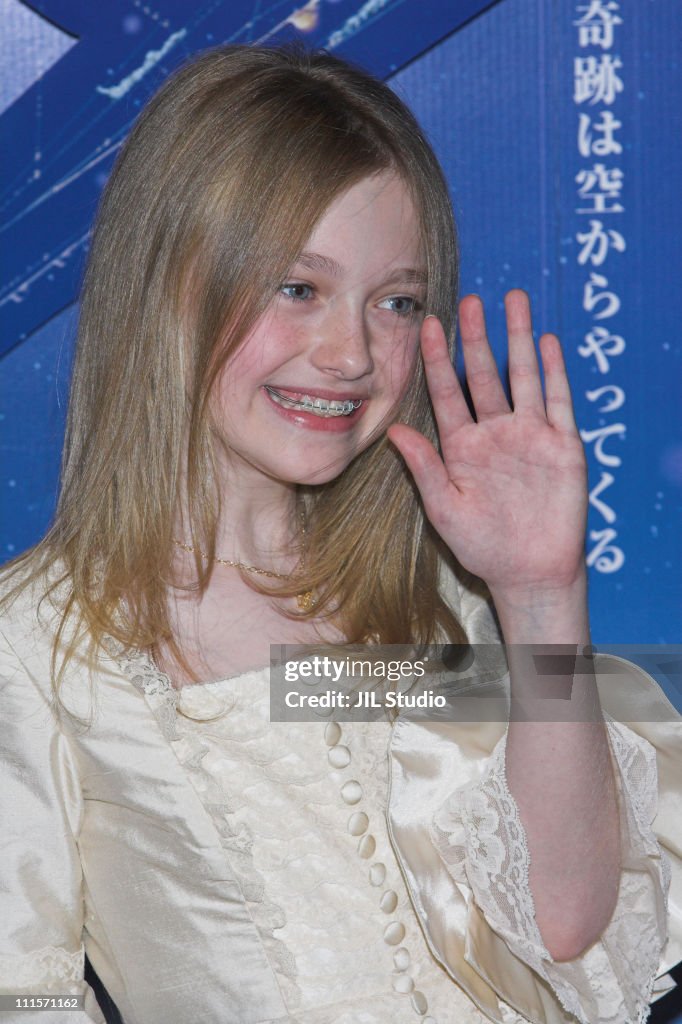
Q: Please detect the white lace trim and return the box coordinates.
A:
[103,639,300,1006]
[430,733,550,966]
[431,719,670,1024]
[0,943,85,993]
[102,635,180,742]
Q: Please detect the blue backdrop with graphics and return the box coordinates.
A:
[3,0,681,654]
[1,3,681,628]
[1,1,681,1019]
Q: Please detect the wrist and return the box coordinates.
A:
[489,568,590,646]
[488,565,587,607]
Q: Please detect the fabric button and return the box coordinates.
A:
[383,921,406,946]
[380,889,398,913]
[411,991,428,1015]
[369,863,386,886]
[393,947,410,972]
[176,688,234,721]
[347,812,369,836]
[328,744,351,769]
[392,973,414,994]
[357,834,376,859]
[340,780,362,804]
[324,722,342,746]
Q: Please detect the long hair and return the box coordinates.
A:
[1,43,467,704]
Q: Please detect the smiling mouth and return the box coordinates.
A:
[264,386,364,418]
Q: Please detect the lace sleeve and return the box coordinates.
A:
[0,626,105,1023]
[430,719,672,1024]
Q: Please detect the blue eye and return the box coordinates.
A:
[281,283,314,302]
[380,296,423,317]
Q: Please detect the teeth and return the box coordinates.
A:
[265,387,362,417]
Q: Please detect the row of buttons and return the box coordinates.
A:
[324,720,437,1022]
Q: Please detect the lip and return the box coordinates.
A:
[265,385,369,402]
[262,385,368,432]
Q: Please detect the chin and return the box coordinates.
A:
[276,459,355,487]
[227,435,378,487]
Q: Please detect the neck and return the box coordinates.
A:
[175,451,302,575]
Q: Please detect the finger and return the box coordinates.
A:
[539,332,580,435]
[419,316,473,460]
[458,294,511,420]
[504,289,546,414]
[387,422,459,528]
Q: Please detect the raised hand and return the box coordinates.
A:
[387,290,588,599]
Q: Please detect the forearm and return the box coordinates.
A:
[490,570,621,962]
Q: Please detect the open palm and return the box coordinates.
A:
[388,290,588,595]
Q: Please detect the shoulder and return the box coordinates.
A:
[0,555,136,729]
[0,553,69,654]
[0,554,92,714]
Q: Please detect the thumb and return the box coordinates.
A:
[387,423,455,528]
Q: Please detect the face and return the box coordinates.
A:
[211,171,426,487]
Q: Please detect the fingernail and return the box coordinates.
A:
[424,314,437,320]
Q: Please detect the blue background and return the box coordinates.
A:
[1,1,681,1019]
[2,0,681,649]
[2,0,681,647]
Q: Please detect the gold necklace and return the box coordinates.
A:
[173,505,315,611]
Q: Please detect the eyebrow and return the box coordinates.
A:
[295,250,428,286]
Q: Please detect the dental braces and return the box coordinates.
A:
[265,386,363,416]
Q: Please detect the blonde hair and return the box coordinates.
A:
[1,43,467,704]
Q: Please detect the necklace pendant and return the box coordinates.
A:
[296,589,315,611]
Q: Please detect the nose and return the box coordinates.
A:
[309,303,374,380]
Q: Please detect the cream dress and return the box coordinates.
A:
[1,561,680,1024]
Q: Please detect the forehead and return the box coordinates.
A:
[301,172,423,277]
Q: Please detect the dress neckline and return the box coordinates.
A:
[139,644,271,692]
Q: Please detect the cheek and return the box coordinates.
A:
[215,317,301,398]
[208,347,261,431]
[378,327,421,397]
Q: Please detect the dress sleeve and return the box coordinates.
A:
[429,717,673,1024]
[386,562,682,1024]
[0,625,106,1023]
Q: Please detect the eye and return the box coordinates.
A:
[281,282,314,302]
[379,295,423,317]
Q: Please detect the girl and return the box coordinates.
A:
[1,44,680,1024]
